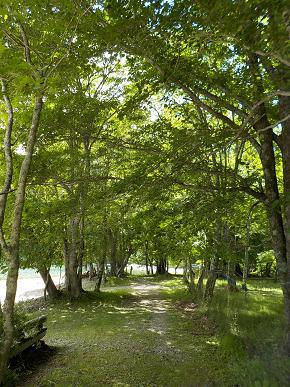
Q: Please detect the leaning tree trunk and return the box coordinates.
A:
[0,95,43,382]
[39,268,59,300]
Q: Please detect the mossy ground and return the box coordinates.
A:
[13,276,290,386]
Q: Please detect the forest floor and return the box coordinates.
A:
[12,275,290,386]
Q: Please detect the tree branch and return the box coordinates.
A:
[176,82,239,130]
[0,79,14,249]
[18,22,33,66]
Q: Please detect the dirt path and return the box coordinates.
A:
[20,277,226,386]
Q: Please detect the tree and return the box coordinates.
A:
[0,1,90,379]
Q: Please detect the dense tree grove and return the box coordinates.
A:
[0,0,289,381]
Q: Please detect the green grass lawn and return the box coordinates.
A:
[13,276,290,386]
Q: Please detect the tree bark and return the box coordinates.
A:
[39,268,59,300]
[89,263,95,280]
[280,92,290,355]
[0,80,13,247]
[249,55,290,354]
[156,257,167,274]
[66,215,82,300]
[95,260,105,292]
[145,241,150,275]
[204,226,220,302]
[197,264,206,294]
[0,95,43,382]
[203,255,218,302]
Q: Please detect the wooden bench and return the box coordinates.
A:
[9,315,47,359]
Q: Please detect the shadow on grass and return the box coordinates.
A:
[9,343,59,385]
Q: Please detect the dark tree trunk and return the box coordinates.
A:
[145,241,150,275]
[64,215,82,300]
[188,262,195,294]
[95,266,104,292]
[63,237,69,289]
[280,92,290,355]
[183,261,189,286]
[156,257,167,274]
[89,263,95,280]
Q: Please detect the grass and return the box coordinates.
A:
[207,279,289,386]
[11,275,290,386]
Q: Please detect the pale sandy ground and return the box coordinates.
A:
[0,275,62,303]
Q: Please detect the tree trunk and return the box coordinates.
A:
[0,95,43,383]
[174,259,182,275]
[39,268,59,299]
[203,255,218,302]
[188,261,195,294]
[280,92,290,355]
[156,257,167,274]
[183,261,189,286]
[0,248,19,380]
[63,237,69,289]
[89,263,95,280]
[258,125,290,354]
[95,261,105,292]
[65,215,82,300]
[197,264,206,294]
[204,224,220,302]
[145,241,150,275]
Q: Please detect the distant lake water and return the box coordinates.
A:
[0,266,64,303]
[0,266,64,281]
[0,265,183,303]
